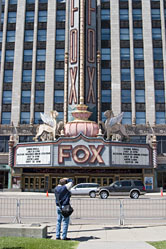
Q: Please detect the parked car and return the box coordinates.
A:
[98,180,146,199]
[70,183,100,198]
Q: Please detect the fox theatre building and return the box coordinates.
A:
[8,0,156,192]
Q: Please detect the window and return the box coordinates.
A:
[35,90,44,103]
[155,90,165,103]
[157,136,166,154]
[21,91,31,104]
[101,9,110,20]
[55,69,64,82]
[156,112,166,124]
[37,49,46,61]
[19,136,34,143]
[5,50,14,62]
[135,90,145,103]
[122,112,131,124]
[0,136,9,152]
[120,28,129,40]
[25,11,34,22]
[25,30,34,42]
[34,112,42,124]
[130,136,146,144]
[101,68,111,81]
[24,50,33,62]
[154,68,164,81]
[3,91,12,104]
[134,48,144,60]
[151,9,160,20]
[56,10,65,22]
[121,90,131,103]
[54,90,64,103]
[102,90,111,103]
[135,68,144,81]
[152,28,162,40]
[121,68,130,81]
[1,13,4,24]
[101,48,111,60]
[153,48,163,60]
[133,28,143,40]
[39,0,48,3]
[120,9,129,20]
[36,70,45,82]
[22,70,32,82]
[1,112,11,124]
[20,112,30,124]
[37,30,46,41]
[6,31,15,42]
[0,31,3,42]
[133,9,142,20]
[27,0,35,3]
[9,0,17,3]
[121,48,130,60]
[4,70,13,83]
[8,12,17,23]
[56,29,65,41]
[136,112,146,124]
[101,28,110,40]
[55,49,64,61]
[38,11,47,22]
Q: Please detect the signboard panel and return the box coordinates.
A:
[16,146,51,166]
[112,146,149,166]
[53,140,110,167]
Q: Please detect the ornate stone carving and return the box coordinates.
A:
[33,110,64,141]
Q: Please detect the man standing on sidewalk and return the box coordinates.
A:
[55,178,73,240]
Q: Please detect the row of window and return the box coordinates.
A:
[1,110,165,125]
[3,89,165,105]
[3,69,64,83]
[101,68,164,82]
[3,67,164,83]
[1,111,64,125]
[101,90,165,104]
[3,90,64,104]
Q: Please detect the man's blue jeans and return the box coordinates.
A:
[56,206,70,239]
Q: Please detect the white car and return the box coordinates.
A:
[70,183,99,198]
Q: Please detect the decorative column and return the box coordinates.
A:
[97,51,101,124]
[64,52,69,124]
[80,0,85,105]
[8,136,15,189]
[151,135,157,168]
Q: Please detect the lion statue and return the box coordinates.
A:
[33,110,64,141]
[100,110,129,141]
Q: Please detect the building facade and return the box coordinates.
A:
[0,0,166,191]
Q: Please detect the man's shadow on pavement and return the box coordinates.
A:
[72,236,100,242]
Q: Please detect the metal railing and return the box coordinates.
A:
[0,198,166,225]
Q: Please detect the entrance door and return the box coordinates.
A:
[0,171,8,189]
[90,177,114,186]
[75,177,89,184]
[23,176,45,192]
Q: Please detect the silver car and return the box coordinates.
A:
[70,183,99,198]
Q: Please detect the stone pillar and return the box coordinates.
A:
[111,0,121,115]
[8,136,15,189]
[142,0,155,125]
[151,135,157,168]
[97,51,101,124]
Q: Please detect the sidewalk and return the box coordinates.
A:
[48,224,166,249]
